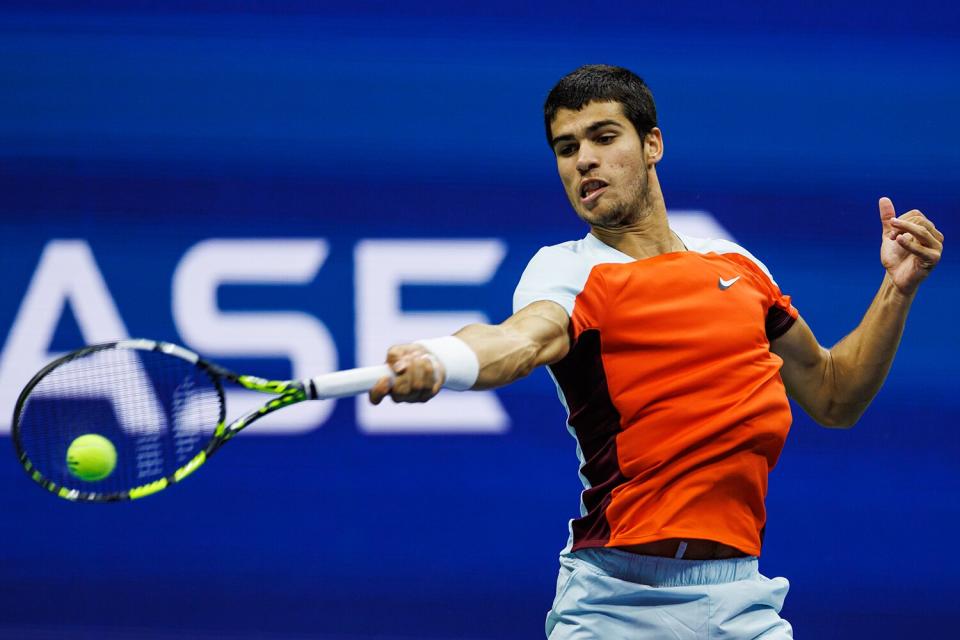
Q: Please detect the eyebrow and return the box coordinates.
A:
[550,120,624,148]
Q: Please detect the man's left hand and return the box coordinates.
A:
[878,196,943,296]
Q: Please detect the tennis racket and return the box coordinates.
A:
[12,338,391,502]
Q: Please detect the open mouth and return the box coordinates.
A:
[579,179,608,204]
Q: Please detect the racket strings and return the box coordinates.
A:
[16,347,224,496]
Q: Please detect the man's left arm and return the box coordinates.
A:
[770,197,944,428]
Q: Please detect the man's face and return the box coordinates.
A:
[549,101,655,229]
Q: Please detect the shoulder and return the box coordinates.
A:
[513,236,620,315]
[527,238,585,261]
[523,233,635,271]
[514,241,587,315]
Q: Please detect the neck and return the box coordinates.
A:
[589,193,682,260]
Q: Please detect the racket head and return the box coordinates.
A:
[12,339,227,502]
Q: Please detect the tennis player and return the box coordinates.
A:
[368,65,943,638]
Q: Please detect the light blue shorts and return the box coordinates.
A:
[546,548,793,639]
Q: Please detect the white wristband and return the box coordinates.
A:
[415,336,479,391]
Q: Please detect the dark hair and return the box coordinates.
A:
[543,64,658,146]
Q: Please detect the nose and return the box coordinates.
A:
[576,144,599,175]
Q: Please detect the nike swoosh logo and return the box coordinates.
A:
[718,276,741,290]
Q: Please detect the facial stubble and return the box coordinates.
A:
[579,165,653,230]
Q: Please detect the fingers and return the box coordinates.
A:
[412,353,445,399]
[392,352,424,399]
[368,376,393,405]
[894,231,942,266]
[890,214,943,251]
[888,210,944,269]
[368,344,445,405]
[896,210,944,241]
[394,352,443,403]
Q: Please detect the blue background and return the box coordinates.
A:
[1,3,958,638]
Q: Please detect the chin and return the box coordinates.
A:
[581,205,627,229]
[575,208,605,226]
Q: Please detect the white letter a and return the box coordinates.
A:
[0,240,129,433]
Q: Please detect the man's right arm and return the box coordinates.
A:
[368,300,570,404]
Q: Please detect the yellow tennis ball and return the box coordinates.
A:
[66,433,117,482]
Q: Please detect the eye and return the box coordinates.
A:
[597,133,616,144]
[556,144,577,157]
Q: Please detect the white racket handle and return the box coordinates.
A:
[304,365,394,400]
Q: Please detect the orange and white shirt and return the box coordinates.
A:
[513,230,798,557]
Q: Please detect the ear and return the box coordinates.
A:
[644,128,664,165]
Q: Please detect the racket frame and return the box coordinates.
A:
[13,339,314,502]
